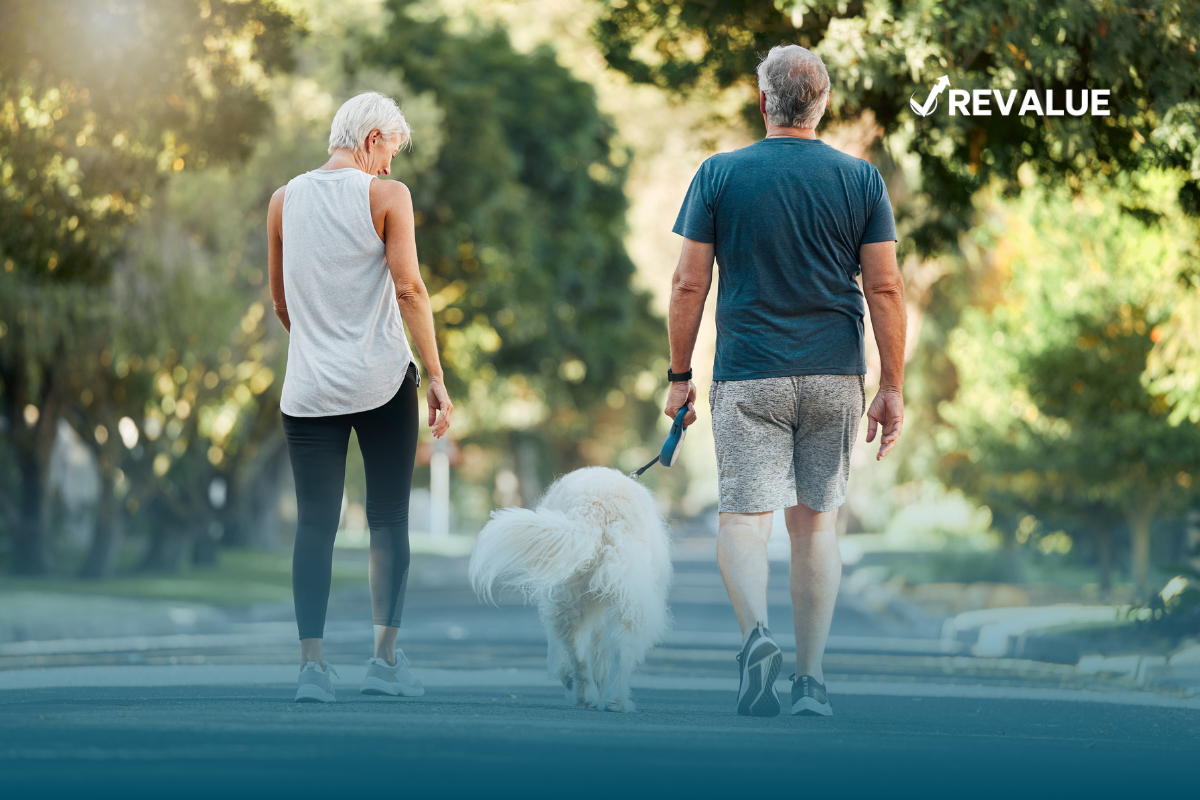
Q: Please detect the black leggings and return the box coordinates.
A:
[282,370,418,640]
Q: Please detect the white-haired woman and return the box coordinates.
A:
[267,91,453,703]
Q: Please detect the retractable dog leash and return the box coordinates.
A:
[629,405,690,479]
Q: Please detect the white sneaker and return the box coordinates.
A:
[360,649,425,697]
[294,661,339,703]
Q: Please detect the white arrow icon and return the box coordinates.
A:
[910,75,950,117]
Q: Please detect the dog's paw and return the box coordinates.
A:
[605,698,636,714]
[572,680,599,709]
[574,688,597,709]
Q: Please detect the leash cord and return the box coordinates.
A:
[629,455,659,480]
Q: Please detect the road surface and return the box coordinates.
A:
[2,543,1196,797]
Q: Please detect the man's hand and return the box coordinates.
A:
[427,377,453,439]
[865,388,903,460]
[664,381,697,427]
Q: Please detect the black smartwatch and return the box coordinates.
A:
[667,366,693,383]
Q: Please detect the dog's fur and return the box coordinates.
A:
[468,466,672,712]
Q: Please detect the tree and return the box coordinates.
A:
[361,0,667,503]
[593,0,1200,250]
[0,0,299,573]
[592,1,1200,552]
[939,178,1200,594]
[0,0,299,281]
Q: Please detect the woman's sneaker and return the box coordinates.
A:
[735,623,783,717]
[294,662,339,703]
[360,649,425,697]
[790,674,833,716]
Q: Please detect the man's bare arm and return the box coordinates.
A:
[267,186,289,332]
[860,240,906,460]
[664,238,715,426]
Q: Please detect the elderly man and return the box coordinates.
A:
[664,44,906,717]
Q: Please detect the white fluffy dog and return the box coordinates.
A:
[468,466,672,713]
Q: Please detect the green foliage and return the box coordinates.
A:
[0,548,365,607]
[0,0,302,574]
[0,0,301,282]
[1,0,669,574]
[364,0,666,479]
[594,0,1200,250]
[938,178,1200,588]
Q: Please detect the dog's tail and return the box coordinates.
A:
[468,507,597,604]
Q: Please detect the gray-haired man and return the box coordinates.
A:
[664,45,906,717]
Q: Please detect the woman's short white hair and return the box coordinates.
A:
[327,91,412,154]
[756,44,830,129]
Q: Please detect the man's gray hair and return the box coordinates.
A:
[327,91,412,154]
[756,45,830,129]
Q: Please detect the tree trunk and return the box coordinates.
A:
[138,504,196,573]
[515,436,542,508]
[999,524,1023,584]
[79,471,120,579]
[13,443,52,574]
[139,531,192,572]
[224,437,288,550]
[1187,510,1200,574]
[1126,493,1161,598]
[1095,525,1112,595]
[6,362,64,575]
[192,520,219,565]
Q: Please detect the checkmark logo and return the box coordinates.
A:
[910,75,950,117]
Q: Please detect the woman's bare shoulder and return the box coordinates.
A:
[369,179,412,221]
[369,177,410,200]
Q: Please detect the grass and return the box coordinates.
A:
[0,549,369,608]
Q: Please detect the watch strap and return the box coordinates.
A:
[667,367,693,383]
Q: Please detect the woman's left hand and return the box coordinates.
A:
[427,377,453,438]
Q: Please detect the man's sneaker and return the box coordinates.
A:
[294,662,338,703]
[735,623,783,717]
[790,674,833,716]
[360,649,425,697]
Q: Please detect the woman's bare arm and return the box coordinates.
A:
[267,186,289,332]
[372,179,453,438]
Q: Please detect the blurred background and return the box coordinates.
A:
[2,0,1199,680]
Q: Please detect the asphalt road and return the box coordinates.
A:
[2,545,1197,798]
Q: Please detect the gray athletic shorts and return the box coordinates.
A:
[709,375,865,514]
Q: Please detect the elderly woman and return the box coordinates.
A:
[267,91,453,703]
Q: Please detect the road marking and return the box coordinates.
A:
[0,631,965,657]
[667,631,968,655]
[0,630,370,657]
[828,680,1200,710]
[0,665,1196,710]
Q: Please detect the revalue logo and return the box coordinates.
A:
[911,76,1112,117]
[910,76,950,118]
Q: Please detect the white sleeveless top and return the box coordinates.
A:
[279,168,414,417]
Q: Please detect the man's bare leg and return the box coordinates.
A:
[784,503,841,683]
[717,511,774,641]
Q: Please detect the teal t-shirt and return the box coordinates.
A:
[673,138,897,381]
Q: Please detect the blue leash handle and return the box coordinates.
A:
[630,405,689,479]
